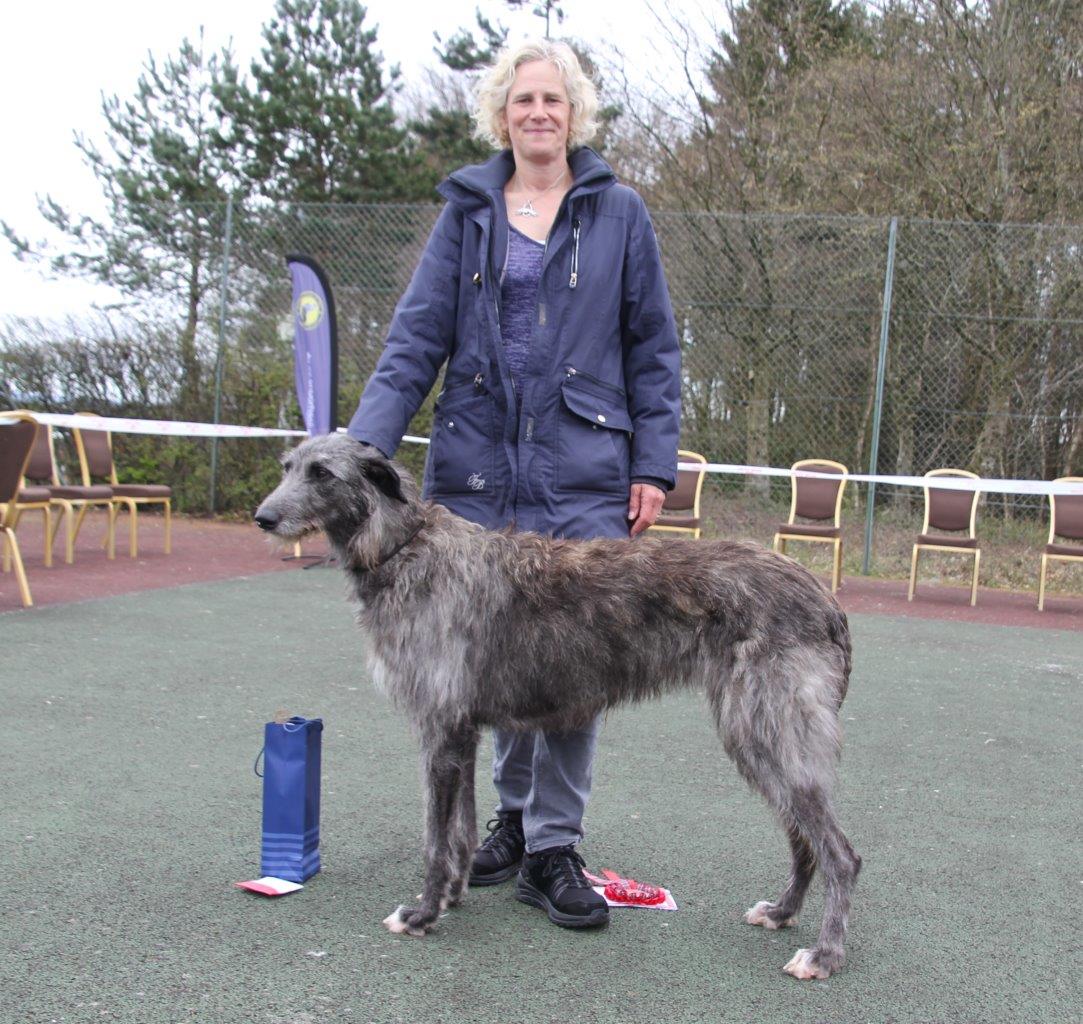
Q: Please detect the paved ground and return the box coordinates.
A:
[3,566,1081,1023]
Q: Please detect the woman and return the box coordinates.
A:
[346,39,681,929]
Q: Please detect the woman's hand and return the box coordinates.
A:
[627,483,666,537]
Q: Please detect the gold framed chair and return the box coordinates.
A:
[1038,476,1083,611]
[908,468,981,606]
[648,450,708,539]
[1,412,43,606]
[773,459,848,593]
[72,413,172,558]
[11,411,117,563]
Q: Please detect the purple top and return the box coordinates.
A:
[500,226,545,400]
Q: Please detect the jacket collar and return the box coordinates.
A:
[438,147,615,211]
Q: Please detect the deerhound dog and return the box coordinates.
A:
[255,434,861,980]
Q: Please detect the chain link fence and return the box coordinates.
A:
[220,202,1082,487]
[5,201,1080,581]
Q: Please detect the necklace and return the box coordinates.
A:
[512,167,569,218]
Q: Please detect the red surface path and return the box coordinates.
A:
[1,510,326,614]
[3,509,1080,629]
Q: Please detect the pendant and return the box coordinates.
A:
[515,200,539,217]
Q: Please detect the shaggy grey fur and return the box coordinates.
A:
[255,434,861,980]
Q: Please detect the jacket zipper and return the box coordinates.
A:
[564,365,625,397]
[438,373,485,402]
[569,218,581,289]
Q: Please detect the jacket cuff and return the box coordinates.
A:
[630,460,678,490]
[345,426,394,460]
[631,475,671,493]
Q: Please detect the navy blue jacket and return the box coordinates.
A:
[346,147,681,539]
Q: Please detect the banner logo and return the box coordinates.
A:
[296,291,324,330]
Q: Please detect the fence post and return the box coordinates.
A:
[209,193,235,514]
[862,216,898,574]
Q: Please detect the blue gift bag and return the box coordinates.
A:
[257,716,323,882]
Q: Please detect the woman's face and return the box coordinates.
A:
[501,59,571,163]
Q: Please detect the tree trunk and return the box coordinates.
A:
[178,244,203,417]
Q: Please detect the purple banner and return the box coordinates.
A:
[286,254,338,435]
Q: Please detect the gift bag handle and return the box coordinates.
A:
[254,717,314,776]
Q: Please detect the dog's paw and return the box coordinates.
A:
[783,948,833,980]
[743,900,797,930]
[382,905,433,938]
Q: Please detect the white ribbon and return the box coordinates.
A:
[9,413,1079,497]
[678,462,1082,496]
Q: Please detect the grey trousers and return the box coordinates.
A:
[491,715,602,853]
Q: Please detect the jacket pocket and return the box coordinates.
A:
[555,374,633,494]
[428,388,496,496]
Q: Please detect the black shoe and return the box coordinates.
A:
[469,811,525,887]
[515,845,610,928]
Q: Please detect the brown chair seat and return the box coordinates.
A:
[656,513,700,529]
[111,484,172,499]
[49,484,114,500]
[17,486,51,503]
[918,533,978,549]
[1045,541,1083,557]
[777,522,840,538]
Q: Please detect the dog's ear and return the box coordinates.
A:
[364,459,407,504]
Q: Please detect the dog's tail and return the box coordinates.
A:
[828,606,853,709]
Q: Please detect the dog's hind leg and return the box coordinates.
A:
[384,724,474,937]
[716,647,859,979]
[743,820,816,930]
[445,728,479,907]
[779,786,861,980]
[732,751,859,978]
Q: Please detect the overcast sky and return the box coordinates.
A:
[0,0,714,321]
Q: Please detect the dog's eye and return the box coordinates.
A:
[309,463,331,481]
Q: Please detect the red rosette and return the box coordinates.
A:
[602,878,666,906]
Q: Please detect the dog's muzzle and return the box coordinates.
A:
[254,509,280,532]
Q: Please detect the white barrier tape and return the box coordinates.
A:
[679,462,1083,497]
[30,412,309,439]
[10,413,1078,497]
[28,413,439,448]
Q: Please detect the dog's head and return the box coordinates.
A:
[254,434,417,549]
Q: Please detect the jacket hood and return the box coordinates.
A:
[438,147,615,210]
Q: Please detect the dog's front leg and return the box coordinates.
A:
[383,725,472,937]
[445,728,479,906]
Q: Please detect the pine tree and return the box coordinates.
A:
[408,11,509,180]
[215,0,425,202]
[2,31,236,412]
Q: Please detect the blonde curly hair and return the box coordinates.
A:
[473,39,600,151]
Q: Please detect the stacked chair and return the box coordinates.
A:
[72,413,172,558]
[19,413,116,562]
